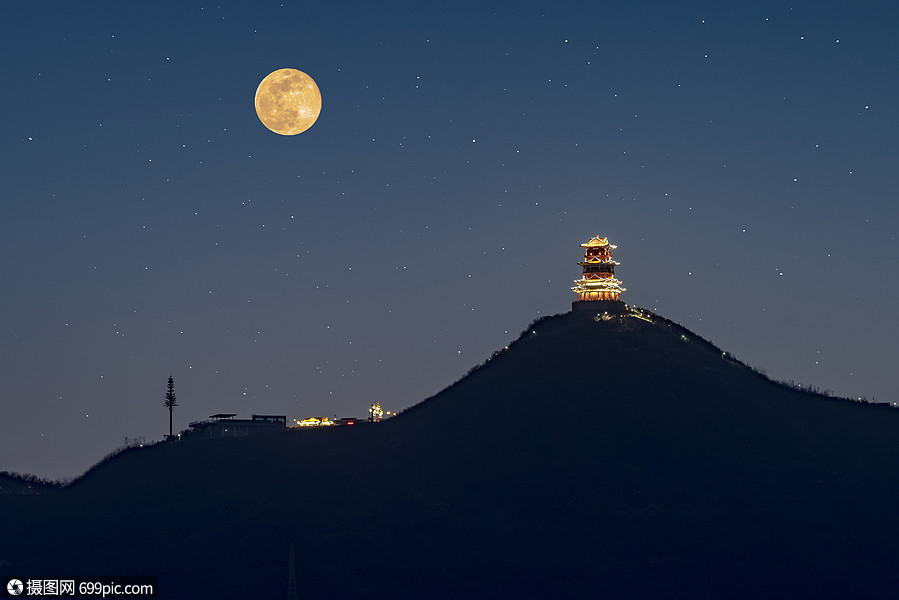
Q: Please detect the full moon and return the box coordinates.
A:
[254,68,322,135]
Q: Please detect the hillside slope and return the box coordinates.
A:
[4,310,898,599]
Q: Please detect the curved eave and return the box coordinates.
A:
[572,279,626,291]
[578,259,620,266]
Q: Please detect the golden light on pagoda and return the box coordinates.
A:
[571,235,626,304]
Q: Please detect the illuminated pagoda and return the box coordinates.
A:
[571,235,626,312]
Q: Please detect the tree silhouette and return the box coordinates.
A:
[164,375,177,438]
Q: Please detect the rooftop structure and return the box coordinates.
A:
[187,414,287,439]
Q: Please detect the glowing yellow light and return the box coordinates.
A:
[572,236,625,301]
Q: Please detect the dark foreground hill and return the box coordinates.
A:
[3,310,899,599]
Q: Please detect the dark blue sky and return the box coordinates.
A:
[4,1,898,480]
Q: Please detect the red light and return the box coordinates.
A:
[347,421,354,425]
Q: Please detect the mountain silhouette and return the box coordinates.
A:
[3,309,898,599]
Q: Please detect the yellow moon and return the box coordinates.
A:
[254,68,322,135]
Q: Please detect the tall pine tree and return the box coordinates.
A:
[164,375,177,438]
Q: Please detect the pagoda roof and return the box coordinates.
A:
[581,236,616,249]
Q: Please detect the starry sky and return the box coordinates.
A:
[4,1,898,480]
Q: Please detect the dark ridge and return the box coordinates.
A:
[0,471,65,495]
[3,310,898,599]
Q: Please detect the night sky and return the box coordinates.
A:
[4,1,898,480]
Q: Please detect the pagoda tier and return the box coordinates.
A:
[571,236,626,302]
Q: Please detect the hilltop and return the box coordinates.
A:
[3,309,899,599]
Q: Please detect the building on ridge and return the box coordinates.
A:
[187,413,287,438]
[571,235,627,313]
